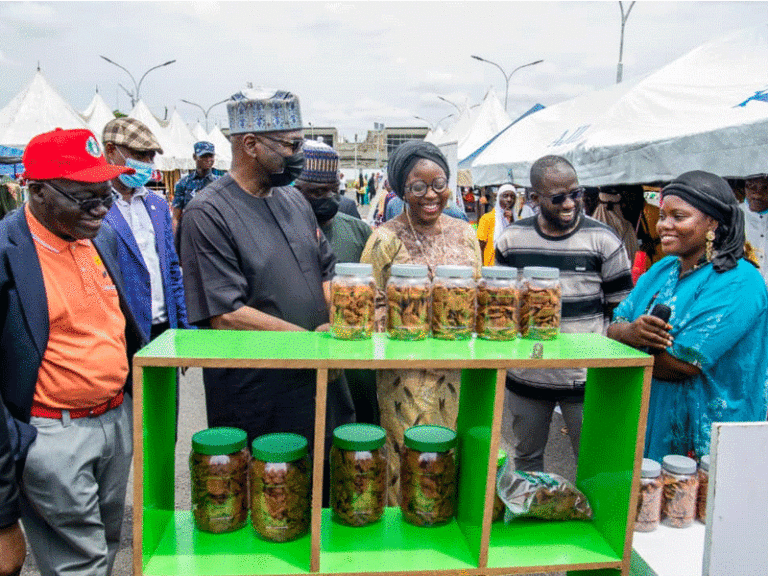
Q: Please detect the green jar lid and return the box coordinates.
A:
[333,423,386,451]
[481,266,517,279]
[251,432,308,462]
[403,425,457,452]
[191,427,247,456]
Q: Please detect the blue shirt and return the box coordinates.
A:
[613,256,768,461]
[172,170,220,211]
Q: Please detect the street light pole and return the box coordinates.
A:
[616,1,636,83]
[437,95,463,114]
[100,56,176,108]
[181,98,229,131]
[413,114,455,131]
[470,55,543,111]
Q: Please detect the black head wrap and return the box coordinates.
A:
[661,170,745,273]
[387,140,450,199]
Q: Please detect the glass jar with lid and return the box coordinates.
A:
[250,432,311,542]
[431,265,476,340]
[661,454,698,528]
[697,455,710,523]
[400,425,458,526]
[522,266,562,340]
[331,263,375,340]
[386,264,431,340]
[330,423,387,527]
[477,266,519,340]
[635,458,663,532]
[190,427,249,533]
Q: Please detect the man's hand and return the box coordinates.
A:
[0,522,26,576]
[314,323,331,333]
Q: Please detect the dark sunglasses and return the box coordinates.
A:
[542,187,585,205]
[40,181,114,212]
[259,134,305,154]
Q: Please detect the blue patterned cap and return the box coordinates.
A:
[299,140,339,184]
[227,88,302,134]
[194,141,214,156]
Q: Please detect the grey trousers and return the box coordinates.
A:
[20,397,132,576]
[503,388,583,472]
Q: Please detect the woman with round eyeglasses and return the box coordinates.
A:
[360,140,481,504]
[608,171,768,462]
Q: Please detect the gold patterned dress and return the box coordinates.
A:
[360,213,482,504]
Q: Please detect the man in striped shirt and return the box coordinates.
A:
[495,155,633,472]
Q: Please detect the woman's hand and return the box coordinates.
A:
[608,316,673,351]
[503,208,514,223]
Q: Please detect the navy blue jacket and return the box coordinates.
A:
[104,189,190,341]
[0,207,145,528]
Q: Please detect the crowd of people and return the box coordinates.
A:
[0,86,767,576]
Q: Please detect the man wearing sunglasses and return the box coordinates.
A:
[496,155,633,473]
[0,128,145,575]
[180,89,346,476]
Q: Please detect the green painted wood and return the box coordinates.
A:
[142,367,178,562]
[144,511,311,575]
[136,331,649,366]
[577,367,646,557]
[319,507,476,573]
[455,369,498,563]
[487,520,622,568]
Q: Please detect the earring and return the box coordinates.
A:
[705,230,716,262]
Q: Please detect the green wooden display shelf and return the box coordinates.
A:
[133,330,652,576]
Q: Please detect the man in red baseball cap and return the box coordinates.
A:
[0,128,145,576]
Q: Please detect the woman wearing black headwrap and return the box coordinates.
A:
[360,141,481,504]
[608,171,768,461]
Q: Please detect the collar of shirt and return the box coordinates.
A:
[112,185,148,206]
[25,203,90,254]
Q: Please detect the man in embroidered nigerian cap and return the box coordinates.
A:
[0,128,145,575]
[180,89,355,474]
[172,140,219,234]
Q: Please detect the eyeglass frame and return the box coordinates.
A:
[537,186,585,205]
[35,181,115,213]
[258,134,305,154]
[405,177,449,197]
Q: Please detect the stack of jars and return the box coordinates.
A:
[634,453,709,532]
[331,262,562,341]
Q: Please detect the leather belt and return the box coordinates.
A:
[30,390,124,419]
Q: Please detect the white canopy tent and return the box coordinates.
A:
[425,99,476,148]
[128,100,192,171]
[166,109,197,163]
[0,70,90,149]
[457,88,511,164]
[207,126,232,170]
[472,23,768,188]
[191,122,209,142]
[81,92,116,140]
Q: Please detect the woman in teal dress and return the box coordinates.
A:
[608,171,768,462]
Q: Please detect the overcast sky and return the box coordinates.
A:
[1,1,767,140]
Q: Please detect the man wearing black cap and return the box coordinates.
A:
[180,88,353,456]
[0,128,144,575]
[172,140,219,234]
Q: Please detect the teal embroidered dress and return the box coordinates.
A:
[613,256,768,461]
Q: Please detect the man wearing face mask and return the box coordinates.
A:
[102,117,191,344]
[180,89,354,458]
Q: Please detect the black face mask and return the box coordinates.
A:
[268,151,304,187]
[308,195,340,223]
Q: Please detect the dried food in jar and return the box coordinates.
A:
[250,433,311,542]
[332,282,375,339]
[330,447,386,526]
[697,455,710,523]
[401,446,457,526]
[635,459,663,532]
[477,284,519,340]
[526,285,561,340]
[190,427,249,533]
[431,285,475,340]
[661,455,698,528]
[386,283,430,340]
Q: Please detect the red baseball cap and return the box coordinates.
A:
[22,128,135,183]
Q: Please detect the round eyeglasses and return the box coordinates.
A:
[406,177,448,197]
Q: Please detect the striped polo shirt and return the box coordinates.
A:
[495,214,633,396]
